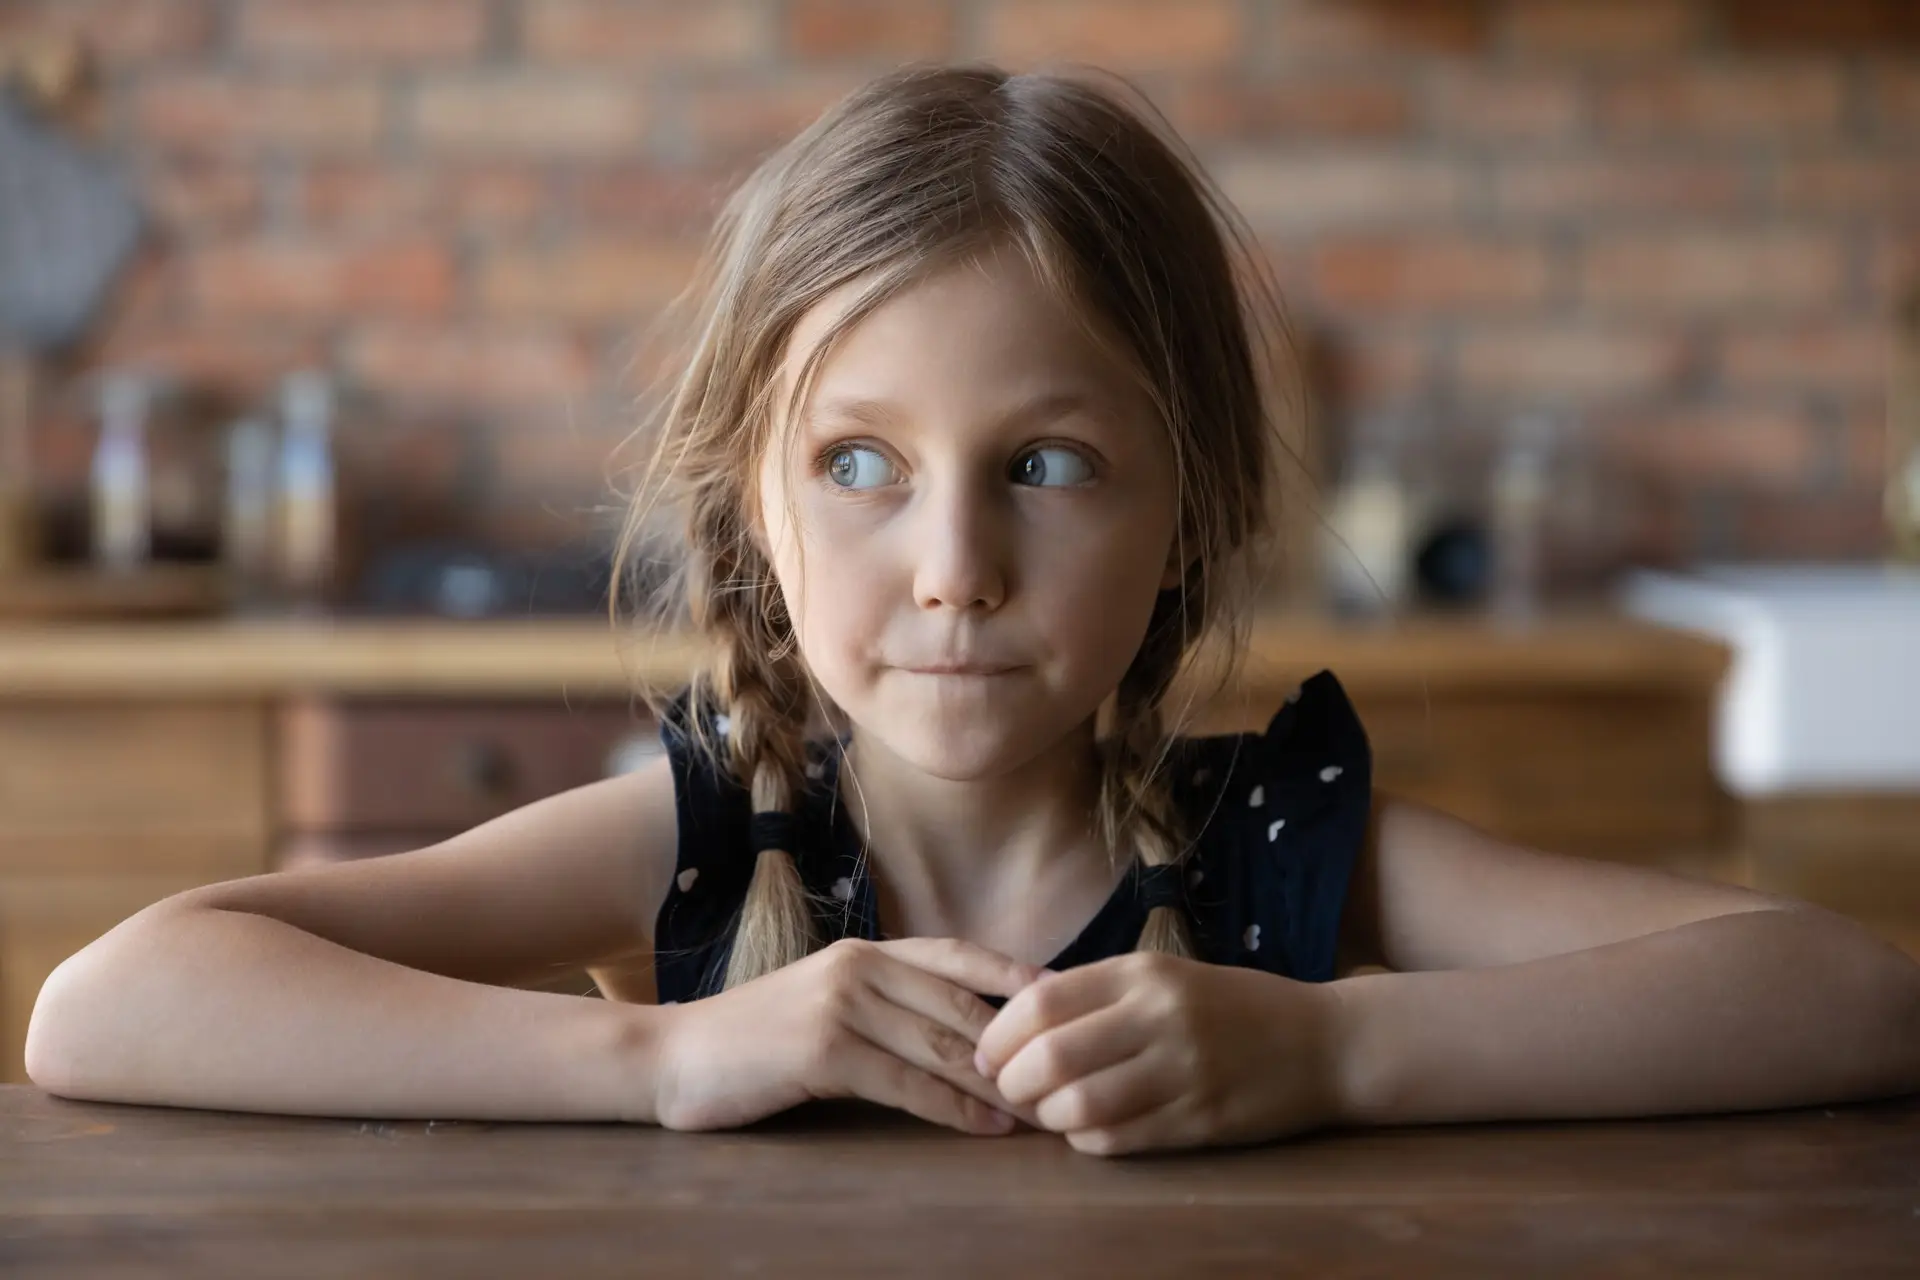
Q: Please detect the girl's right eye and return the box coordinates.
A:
[825,445,898,490]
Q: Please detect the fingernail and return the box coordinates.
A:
[973,1050,991,1076]
[988,1110,1016,1132]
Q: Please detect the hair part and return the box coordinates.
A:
[612,62,1304,990]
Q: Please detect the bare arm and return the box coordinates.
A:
[27,906,666,1123]
[25,757,682,1121]
[1325,793,1920,1125]
[1327,904,1920,1126]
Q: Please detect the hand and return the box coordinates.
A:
[650,937,1047,1135]
[973,952,1345,1156]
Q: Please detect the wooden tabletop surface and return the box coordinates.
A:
[7,1086,1916,1277]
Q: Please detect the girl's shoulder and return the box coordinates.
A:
[1163,669,1373,982]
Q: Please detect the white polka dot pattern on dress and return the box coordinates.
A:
[1244,923,1261,951]
[1268,818,1285,841]
[676,867,699,893]
[1320,765,1343,783]
[831,876,855,902]
[805,760,825,781]
[1188,867,1204,887]
[1247,785,1264,807]
[1191,767,1210,786]
[714,714,731,737]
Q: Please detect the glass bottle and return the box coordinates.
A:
[1889,286,1920,563]
[274,370,337,611]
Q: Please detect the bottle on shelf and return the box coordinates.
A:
[89,370,152,574]
[1889,286,1920,564]
[274,370,337,612]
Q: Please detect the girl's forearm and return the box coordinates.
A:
[1324,906,1920,1128]
[26,905,667,1124]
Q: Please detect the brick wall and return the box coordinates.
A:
[7,0,1917,575]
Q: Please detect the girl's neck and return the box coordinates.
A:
[838,720,1120,947]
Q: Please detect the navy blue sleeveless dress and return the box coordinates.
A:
[651,669,1372,1005]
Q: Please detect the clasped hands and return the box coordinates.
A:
[650,936,1347,1157]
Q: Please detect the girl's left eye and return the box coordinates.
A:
[825,446,898,490]
[1012,446,1094,487]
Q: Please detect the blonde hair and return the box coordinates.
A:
[613,63,1301,991]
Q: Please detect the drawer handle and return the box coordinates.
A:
[448,739,516,799]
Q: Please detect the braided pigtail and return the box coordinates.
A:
[685,535,821,992]
[1097,593,1199,959]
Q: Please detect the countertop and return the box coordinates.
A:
[6,1085,1916,1277]
[0,606,1729,699]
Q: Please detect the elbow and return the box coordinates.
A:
[23,955,88,1094]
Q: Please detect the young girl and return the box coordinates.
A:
[27,65,1920,1157]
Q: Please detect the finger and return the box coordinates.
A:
[994,1001,1155,1111]
[974,962,1124,1078]
[1028,1045,1170,1135]
[832,1032,1016,1137]
[1064,1096,1189,1157]
[843,987,1041,1129]
[872,936,1047,999]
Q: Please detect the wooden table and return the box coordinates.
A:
[6,1086,1917,1277]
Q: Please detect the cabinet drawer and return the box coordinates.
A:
[0,703,269,875]
[279,699,656,831]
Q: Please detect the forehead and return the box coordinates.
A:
[776,246,1138,417]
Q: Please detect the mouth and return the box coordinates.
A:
[898,664,1025,677]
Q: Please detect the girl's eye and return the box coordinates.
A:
[1013,446,1094,488]
[825,446,898,490]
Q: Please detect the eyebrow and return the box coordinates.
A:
[800,389,1103,434]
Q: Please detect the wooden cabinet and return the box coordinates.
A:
[0,703,271,1087]
[275,698,655,868]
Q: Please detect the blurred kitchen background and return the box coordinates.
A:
[1,1,1918,1078]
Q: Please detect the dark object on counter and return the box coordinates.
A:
[1415,517,1491,605]
[356,542,618,617]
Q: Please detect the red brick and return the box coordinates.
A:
[477,242,703,321]
[1427,70,1586,141]
[140,158,261,232]
[571,166,739,230]
[296,164,549,234]
[1724,1,1920,51]
[1730,491,1889,558]
[1,0,215,63]
[1495,158,1748,218]
[87,327,329,396]
[1307,327,1435,402]
[1873,65,1920,137]
[1311,237,1556,313]
[408,76,649,155]
[1214,156,1469,230]
[1457,324,1694,398]
[1581,232,1848,312]
[1600,68,1845,139]
[1268,0,1486,58]
[1770,156,1920,217]
[1504,0,1703,58]
[786,0,954,59]
[237,0,488,62]
[344,326,599,405]
[683,74,871,156]
[492,423,634,492]
[1719,325,1889,394]
[133,75,383,151]
[1845,402,1891,487]
[1167,78,1410,142]
[982,0,1242,71]
[1598,405,1822,489]
[523,0,767,64]
[187,241,456,319]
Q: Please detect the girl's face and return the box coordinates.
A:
[757,244,1182,780]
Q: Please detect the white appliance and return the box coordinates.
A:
[1620,564,1920,795]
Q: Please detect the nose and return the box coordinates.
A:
[910,474,1008,613]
